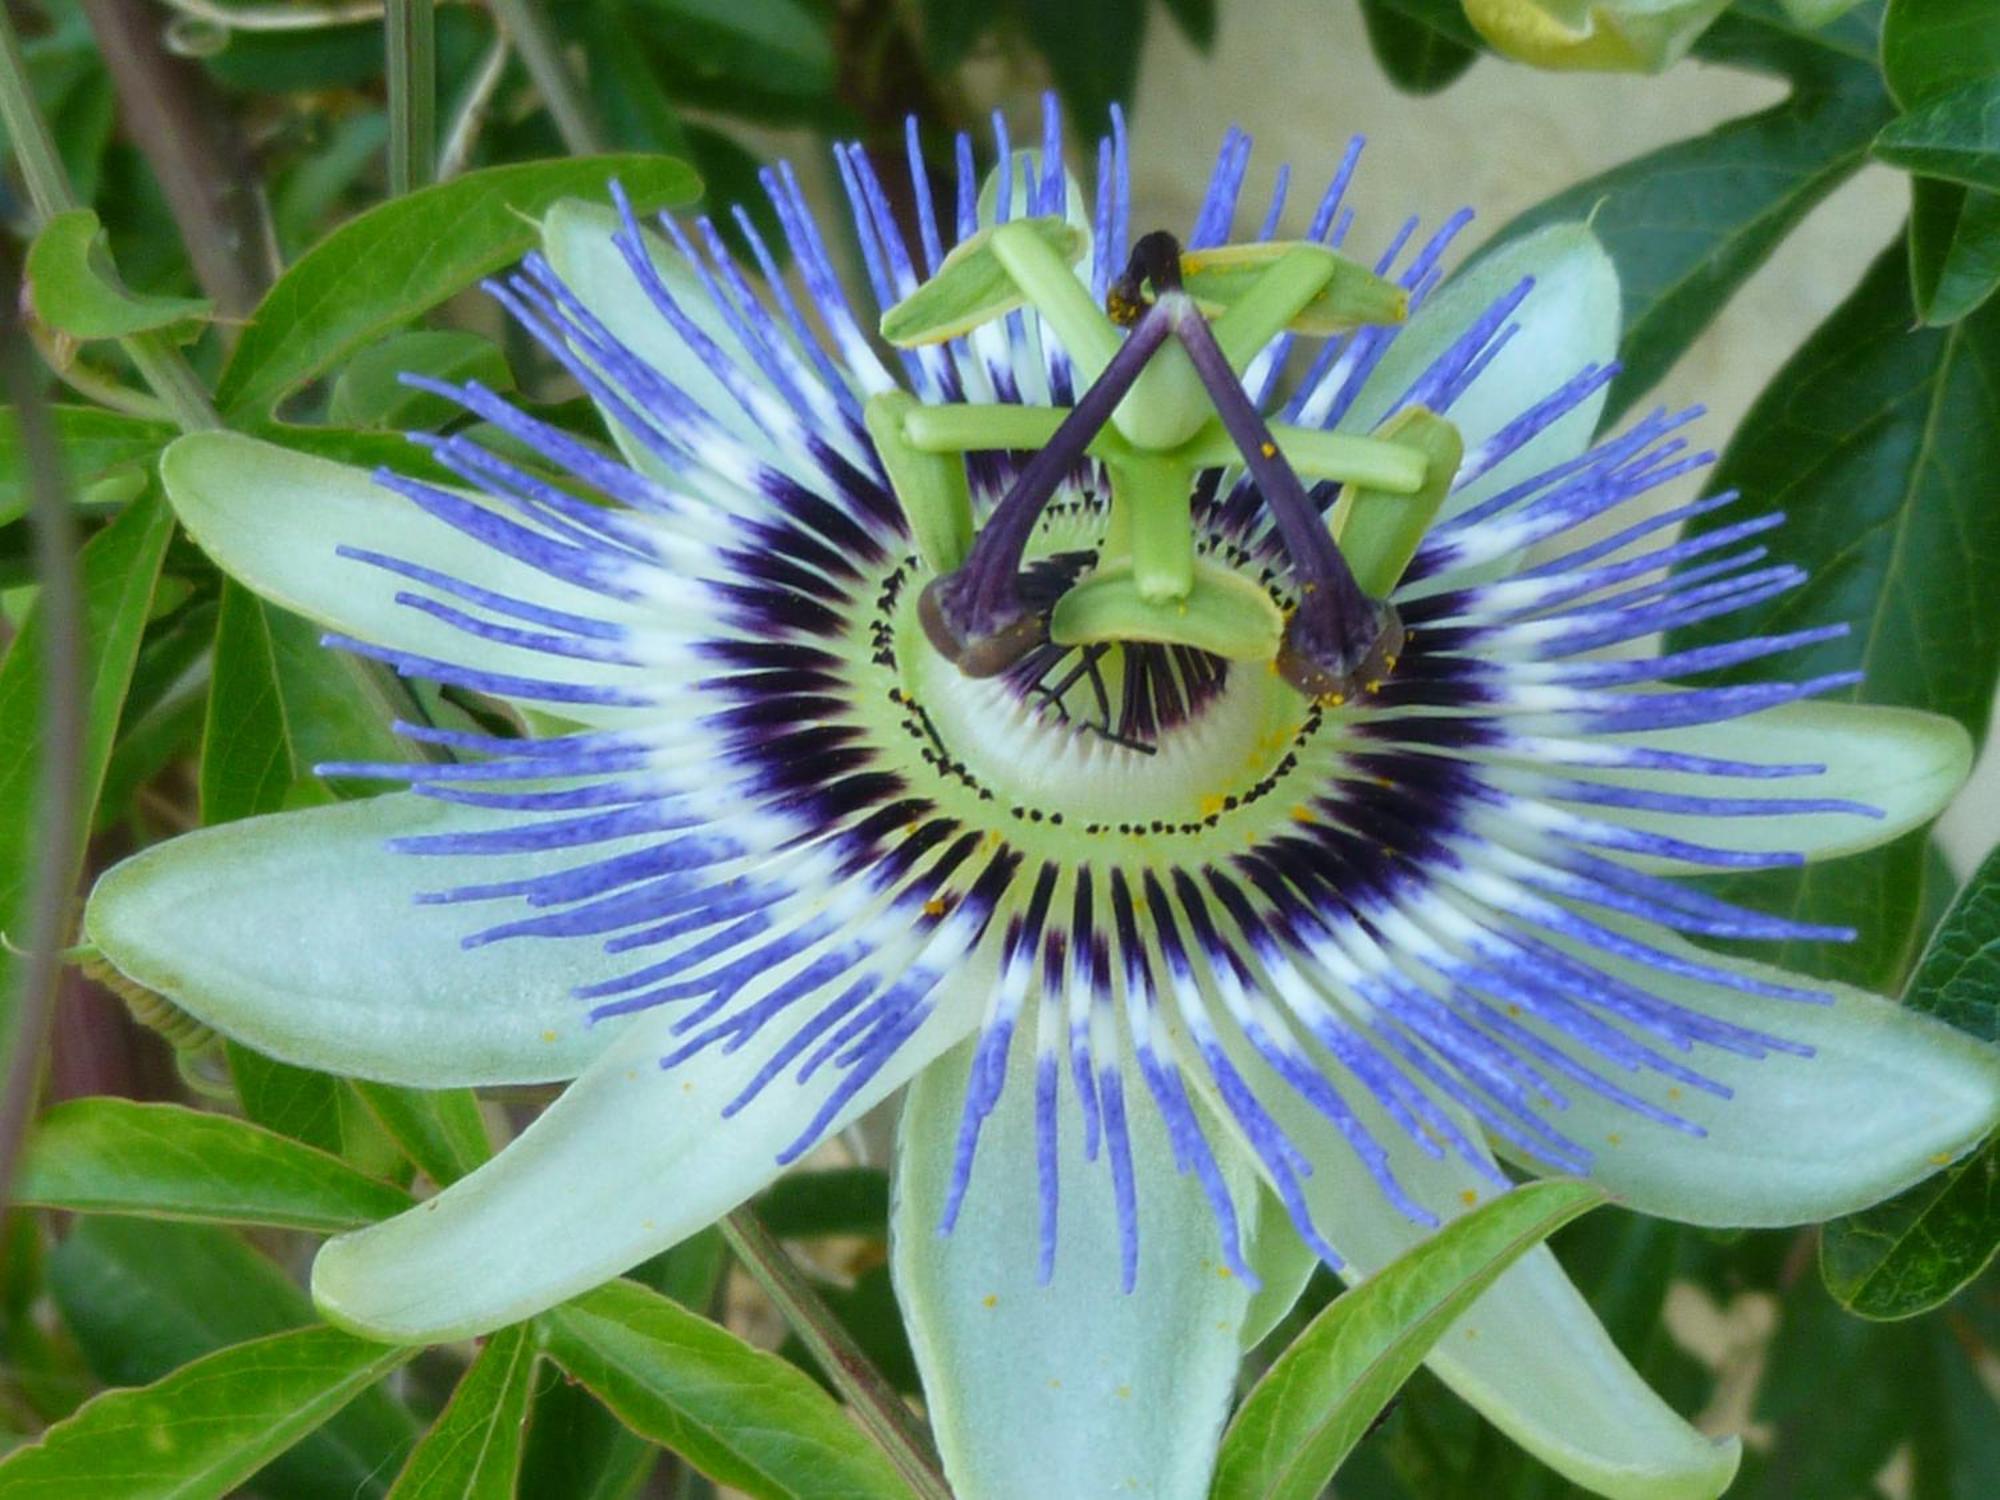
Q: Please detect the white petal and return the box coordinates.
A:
[1514,921,2000,1226]
[1179,1023,1738,1500]
[1238,1187,1326,1351]
[892,1039,1260,1500]
[1343,223,1619,521]
[85,793,639,1086]
[317,984,982,1342]
[161,433,646,722]
[1572,701,1971,869]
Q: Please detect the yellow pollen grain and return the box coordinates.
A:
[1291,804,1316,824]
[1116,1384,1133,1400]
[982,1293,998,1309]
[1930,1150,1954,1165]
[1260,441,1277,458]
[1216,1265,1233,1280]
[1607,1132,1624,1147]
[923,896,952,918]
[1667,1087,1682,1101]
[1459,1188,1479,1207]
[541,1029,557,1043]
[1199,792,1228,819]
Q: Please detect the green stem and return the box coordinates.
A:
[385,0,437,195]
[0,12,67,221]
[0,3,219,431]
[720,1208,953,1500]
[0,236,82,1216]
[486,0,603,156]
[437,34,510,182]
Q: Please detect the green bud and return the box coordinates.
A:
[1462,0,1729,73]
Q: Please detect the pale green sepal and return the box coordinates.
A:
[1334,407,1463,597]
[1237,1191,1325,1352]
[1561,701,1972,869]
[1050,556,1284,661]
[1343,223,1618,524]
[1463,0,1729,73]
[1178,1022,1738,1500]
[84,794,641,1087]
[317,978,984,1342]
[881,217,1092,348]
[1187,241,1408,356]
[1214,1179,1609,1500]
[1512,921,2000,1228]
[159,432,643,723]
[864,391,973,572]
[892,1038,1262,1500]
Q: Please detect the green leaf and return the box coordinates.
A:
[0,408,173,529]
[539,1279,919,1500]
[227,1042,351,1155]
[1877,77,2000,190]
[1882,0,2000,112]
[0,491,172,1071]
[1358,0,1479,93]
[0,1324,415,1496]
[754,1166,889,1239]
[24,209,212,340]
[328,330,514,430]
[1907,1316,2000,1499]
[47,1219,418,1499]
[1666,242,2000,738]
[1211,1180,1610,1500]
[517,1367,661,1500]
[13,1097,410,1231]
[349,1081,492,1186]
[1161,0,1218,49]
[1909,177,2000,324]
[1882,0,2000,323]
[1483,47,1889,421]
[201,580,411,825]
[1021,0,1145,136]
[387,1325,538,1498]
[1820,841,2000,1318]
[216,155,701,419]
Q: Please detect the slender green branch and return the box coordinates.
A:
[0,236,82,1214]
[0,2,219,431]
[720,1208,953,1500]
[0,12,70,220]
[437,35,510,182]
[486,0,603,156]
[385,0,437,195]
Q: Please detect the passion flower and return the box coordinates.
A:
[87,103,1998,1500]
